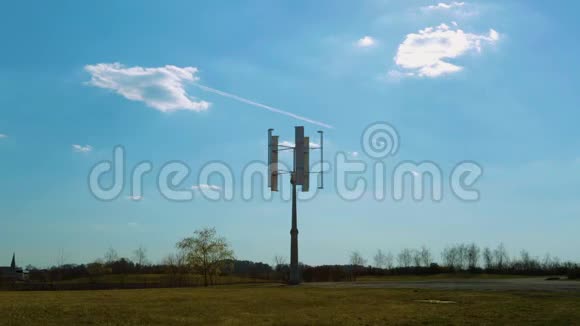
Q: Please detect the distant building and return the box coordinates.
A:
[0,253,24,282]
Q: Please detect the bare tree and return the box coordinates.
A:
[373,249,387,268]
[350,251,366,266]
[397,248,413,268]
[350,251,366,281]
[494,243,509,270]
[442,246,459,269]
[133,246,148,267]
[273,255,288,269]
[457,243,468,270]
[412,250,422,267]
[542,254,560,271]
[273,255,289,282]
[467,243,480,270]
[542,253,561,271]
[104,247,119,264]
[56,248,67,268]
[419,246,432,267]
[163,252,187,285]
[482,247,494,270]
[518,249,539,272]
[177,227,235,287]
[385,251,395,269]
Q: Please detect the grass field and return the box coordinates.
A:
[54,273,268,285]
[2,284,579,325]
[356,273,537,282]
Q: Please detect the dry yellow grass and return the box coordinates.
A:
[1,284,579,325]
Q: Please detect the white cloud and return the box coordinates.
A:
[356,36,376,48]
[84,63,210,112]
[423,2,465,10]
[191,184,221,191]
[0,134,7,139]
[85,63,333,129]
[392,23,500,78]
[72,144,93,153]
[127,195,143,201]
[348,151,360,158]
[280,140,321,149]
[421,2,479,19]
[386,70,415,82]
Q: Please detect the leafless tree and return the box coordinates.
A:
[350,251,366,266]
[457,243,468,270]
[482,247,494,270]
[163,252,186,269]
[494,243,509,270]
[350,251,366,281]
[177,227,235,287]
[273,255,289,281]
[419,246,432,267]
[467,243,480,269]
[518,249,540,271]
[373,249,387,268]
[397,248,413,268]
[412,250,422,267]
[520,250,531,269]
[442,245,459,269]
[542,253,560,271]
[163,252,187,285]
[274,255,288,268]
[385,251,395,269]
[56,248,67,268]
[133,246,148,267]
[104,247,119,264]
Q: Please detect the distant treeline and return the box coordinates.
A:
[18,243,580,283]
[4,241,579,290]
[23,259,274,284]
[331,243,580,282]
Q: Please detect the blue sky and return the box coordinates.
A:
[1,0,580,267]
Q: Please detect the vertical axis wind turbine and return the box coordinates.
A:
[268,127,324,285]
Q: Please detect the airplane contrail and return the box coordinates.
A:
[192,83,334,129]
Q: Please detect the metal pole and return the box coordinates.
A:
[318,130,324,189]
[289,173,299,285]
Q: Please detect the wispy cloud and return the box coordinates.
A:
[72,144,93,153]
[85,63,210,112]
[191,184,222,191]
[423,2,465,10]
[192,83,333,129]
[421,2,478,18]
[356,36,376,48]
[127,195,143,201]
[280,140,321,149]
[391,23,499,78]
[85,63,333,129]
[0,134,7,139]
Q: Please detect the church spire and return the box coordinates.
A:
[10,253,15,269]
